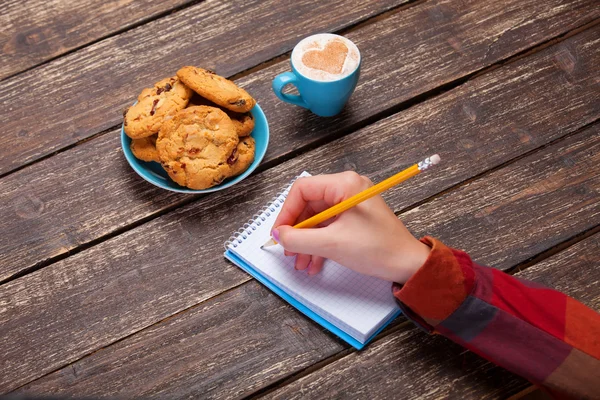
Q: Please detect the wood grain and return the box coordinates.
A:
[401,128,600,271]
[16,281,347,398]
[0,0,193,80]
[516,235,600,308]
[265,235,600,400]
[2,25,598,393]
[2,0,599,281]
[18,131,599,398]
[0,0,405,175]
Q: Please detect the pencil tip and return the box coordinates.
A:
[261,238,277,249]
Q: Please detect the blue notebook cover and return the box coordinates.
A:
[224,249,401,350]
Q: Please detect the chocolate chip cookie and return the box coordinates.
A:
[177,66,255,113]
[188,93,254,137]
[229,112,254,137]
[130,134,160,162]
[229,136,256,177]
[156,106,239,189]
[124,76,193,139]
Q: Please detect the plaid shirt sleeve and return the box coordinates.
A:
[392,237,600,399]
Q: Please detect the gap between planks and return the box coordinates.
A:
[507,386,544,400]
[0,0,424,181]
[507,224,600,275]
[392,118,600,217]
[245,320,415,400]
[6,276,253,394]
[227,0,429,83]
[1,0,425,86]
[0,0,206,84]
[469,17,600,81]
[1,18,597,287]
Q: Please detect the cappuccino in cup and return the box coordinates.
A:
[273,33,361,117]
[292,34,361,81]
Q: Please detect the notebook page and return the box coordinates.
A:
[227,173,399,342]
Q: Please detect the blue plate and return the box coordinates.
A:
[121,103,269,193]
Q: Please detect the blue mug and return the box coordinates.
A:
[272,34,361,117]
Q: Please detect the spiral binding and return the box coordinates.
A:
[224,174,303,251]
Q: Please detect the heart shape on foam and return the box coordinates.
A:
[301,39,349,75]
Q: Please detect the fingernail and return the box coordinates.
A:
[306,261,312,274]
[271,228,280,242]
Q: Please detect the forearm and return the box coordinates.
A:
[393,237,600,399]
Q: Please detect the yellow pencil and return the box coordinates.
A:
[261,154,441,249]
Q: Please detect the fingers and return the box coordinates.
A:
[272,176,329,229]
[295,204,317,227]
[307,256,325,275]
[296,255,325,274]
[284,249,296,257]
[272,172,371,229]
[294,253,311,270]
[272,172,373,276]
[360,174,374,188]
[283,202,330,258]
[276,225,333,257]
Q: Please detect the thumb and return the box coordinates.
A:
[274,225,332,256]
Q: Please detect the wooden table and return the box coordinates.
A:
[1,0,598,398]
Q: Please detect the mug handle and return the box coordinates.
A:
[272,72,309,109]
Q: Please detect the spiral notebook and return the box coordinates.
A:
[224,172,401,349]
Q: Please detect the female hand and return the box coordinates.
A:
[271,171,430,283]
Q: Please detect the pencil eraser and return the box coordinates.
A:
[430,154,441,165]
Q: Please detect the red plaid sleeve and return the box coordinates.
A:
[392,237,600,399]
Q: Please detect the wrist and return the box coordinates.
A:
[405,239,431,281]
[390,237,431,284]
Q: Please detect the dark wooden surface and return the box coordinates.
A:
[2,26,598,392]
[2,0,598,282]
[0,0,405,176]
[1,0,598,398]
[0,0,193,80]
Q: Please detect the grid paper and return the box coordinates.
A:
[227,172,399,343]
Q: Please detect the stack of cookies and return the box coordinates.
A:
[123,66,257,190]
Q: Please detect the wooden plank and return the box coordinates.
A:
[0,0,405,176]
[1,1,598,177]
[515,236,600,310]
[264,234,600,400]
[17,131,600,398]
[401,133,600,272]
[1,26,598,392]
[14,281,347,398]
[0,0,193,80]
[2,0,600,281]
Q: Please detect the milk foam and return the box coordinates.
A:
[292,34,360,82]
